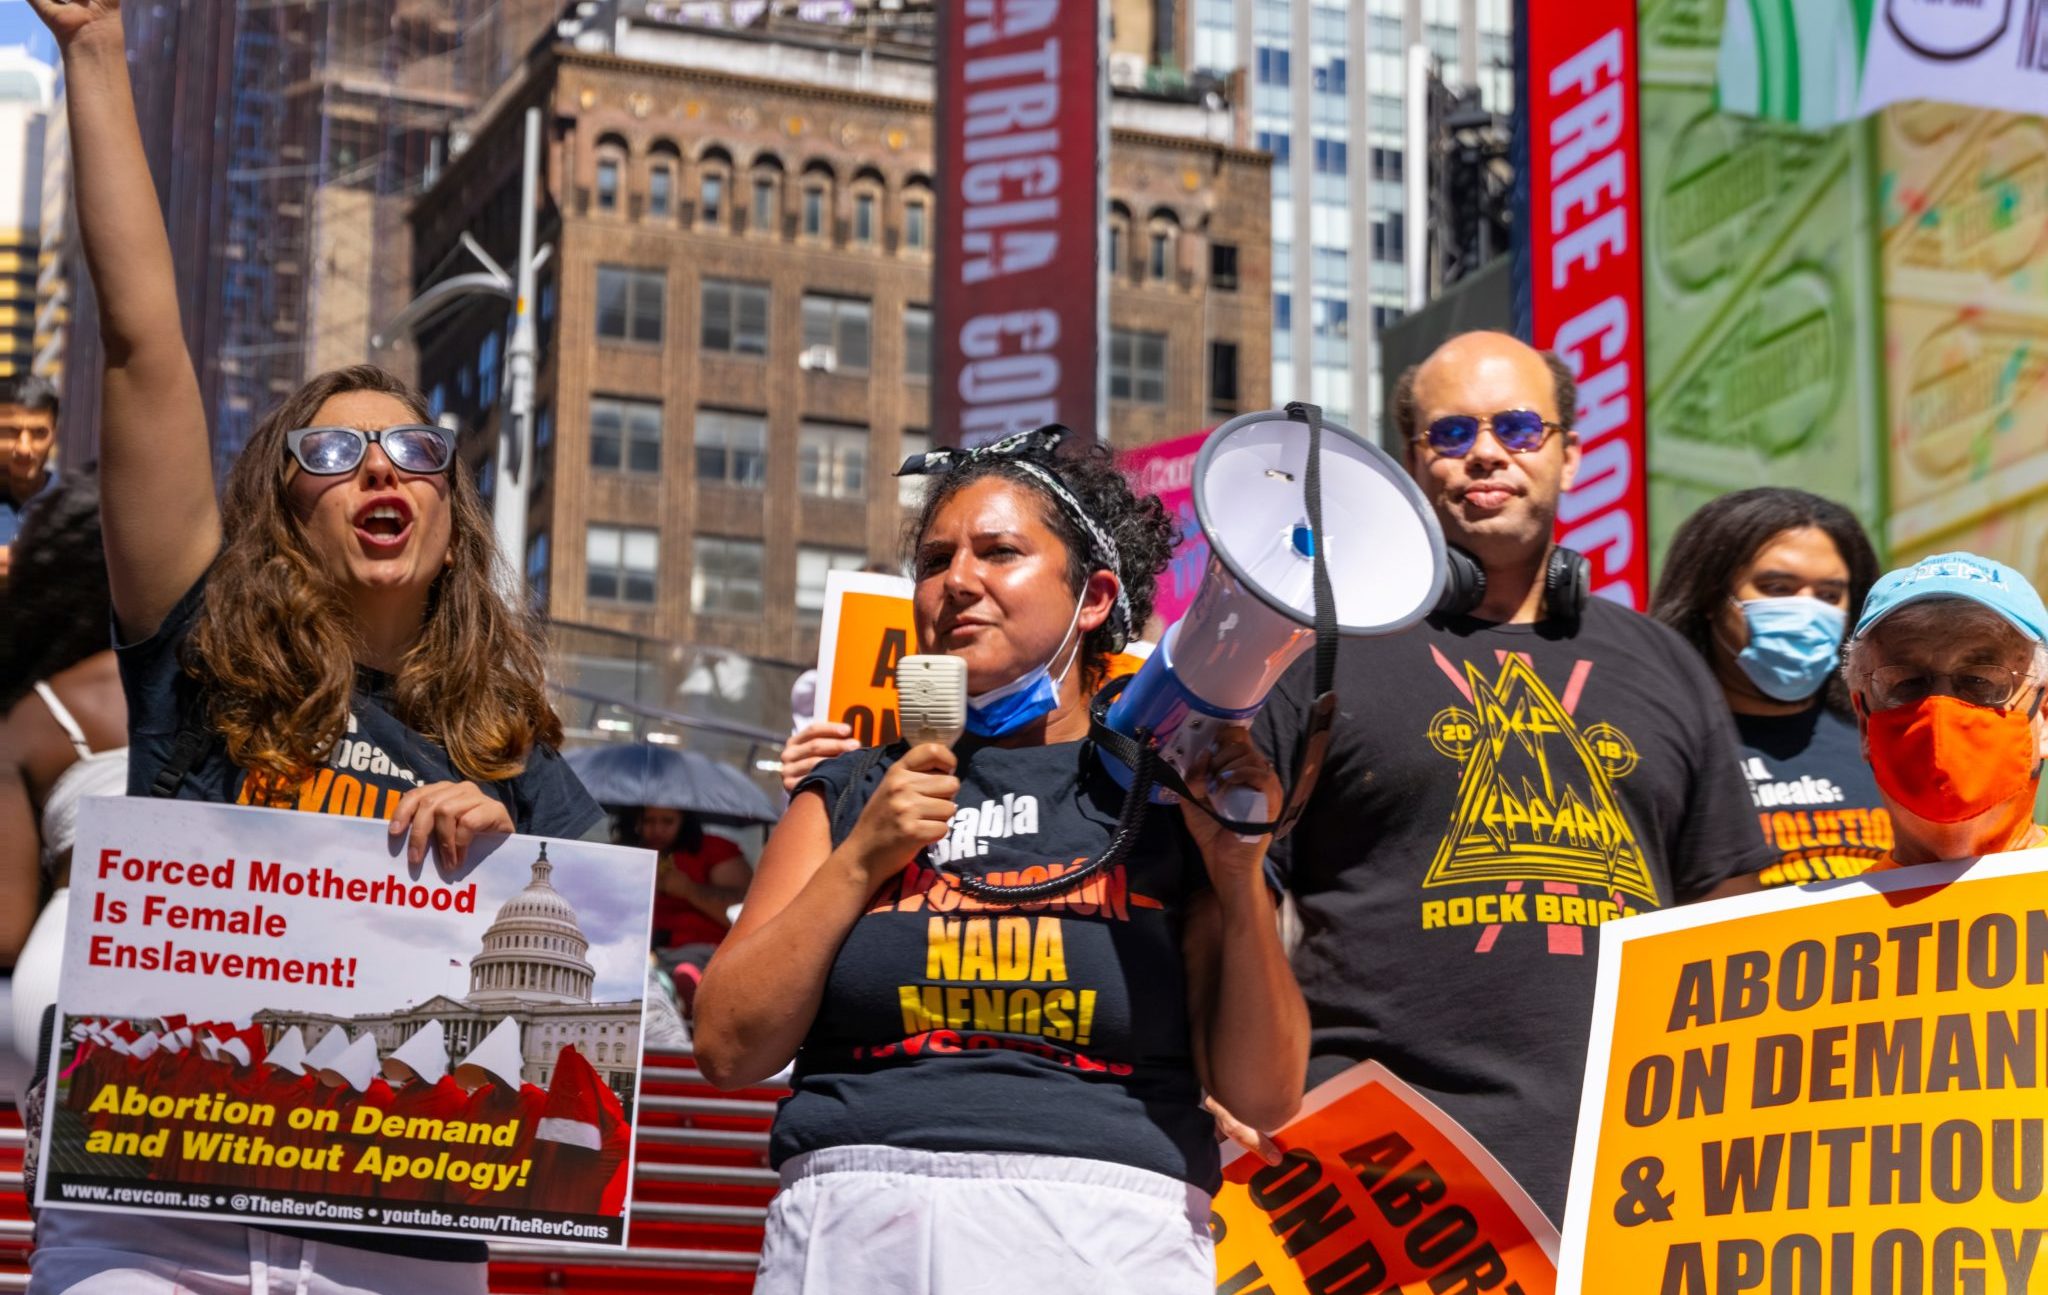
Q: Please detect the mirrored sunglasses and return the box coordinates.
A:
[1421,409,1566,458]
[285,424,456,476]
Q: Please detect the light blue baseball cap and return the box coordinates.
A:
[1854,552,2048,644]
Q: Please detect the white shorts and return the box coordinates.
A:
[754,1145,1215,1295]
[28,1209,488,1295]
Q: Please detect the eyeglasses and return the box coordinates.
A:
[1420,410,1567,458]
[1862,663,2041,712]
[285,425,456,477]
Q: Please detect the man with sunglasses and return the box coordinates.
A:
[1251,331,1772,1223]
[1844,553,2048,869]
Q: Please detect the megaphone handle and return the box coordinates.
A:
[1214,783,1268,843]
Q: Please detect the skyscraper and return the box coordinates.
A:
[0,45,53,382]
[1182,0,1513,433]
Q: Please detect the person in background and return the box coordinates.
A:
[1651,488,1886,886]
[0,375,61,587]
[0,471,127,1097]
[641,805,752,1013]
[1843,553,2048,869]
[1251,331,1774,1224]
[25,0,603,1285]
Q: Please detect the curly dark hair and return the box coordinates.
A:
[0,467,111,712]
[903,438,1178,687]
[1650,487,1879,717]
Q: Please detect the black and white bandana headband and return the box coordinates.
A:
[896,425,1135,648]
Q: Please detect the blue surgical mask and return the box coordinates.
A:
[1733,596,1848,702]
[965,594,1086,738]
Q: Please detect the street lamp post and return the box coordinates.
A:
[372,106,548,604]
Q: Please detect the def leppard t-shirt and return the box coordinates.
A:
[1733,705,1891,887]
[113,572,604,1262]
[1254,600,1775,1222]
[781,736,1221,1191]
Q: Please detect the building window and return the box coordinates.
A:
[1110,329,1167,404]
[535,404,554,449]
[596,266,664,344]
[1211,242,1239,291]
[854,192,876,245]
[1209,341,1240,413]
[700,171,724,228]
[1372,214,1407,262]
[1255,130,1291,165]
[586,524,658,605]
[1313,137,1348,176]
[752,175,778,234]
[802,184,826,238]
[1313,294,1349,338]
[799,422,868,500]
[596,157,620,212]
[1371,304,1406,333]
[1274,290,1292,331]
[797,547,867,621]
[478,331,501,411]
[590,396,662,474]
[904,305,932,380]
[1108,219,1126,276]
[801,294,871,371]
[525,531,549,608]
[898,430,929,506]
[694,409,767,488]
[1255,45,1290,85]
[692,536,765,616]
[1370,146,1405,183]
[649,164,674,218]
[904,197,929,250]
[1149,231,1171,281]
[700,278,770,356]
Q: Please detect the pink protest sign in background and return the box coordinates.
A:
[1119,429,1212,632]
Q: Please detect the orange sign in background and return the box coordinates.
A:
[1560,850,2048,1293]
[1211,1062,1557,1295]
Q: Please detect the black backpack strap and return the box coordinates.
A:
[150,689,216,799]
[830,742,899,841]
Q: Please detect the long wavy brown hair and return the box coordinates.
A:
[185,365,563,783]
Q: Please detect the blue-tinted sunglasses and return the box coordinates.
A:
[1420,409,1566,458]
[285,424,456,476]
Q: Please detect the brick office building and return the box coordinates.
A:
[410,8,1271,665]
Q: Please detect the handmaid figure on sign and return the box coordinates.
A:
[453,1016,545,1209]
[378,1020,466,1205]
[527,1046,631,1217]
[249,1027,313,1194]
[317,1034,396,1199]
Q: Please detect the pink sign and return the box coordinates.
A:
[1119,429,1212,629]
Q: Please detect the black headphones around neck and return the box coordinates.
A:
[1437,544,1589,631]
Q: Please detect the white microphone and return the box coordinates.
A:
[895,654,968,747]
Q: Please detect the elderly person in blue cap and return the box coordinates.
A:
[1844,552,2048,869]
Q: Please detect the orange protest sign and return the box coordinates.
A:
[813,572,917,746]
[1211,1062,1557,1295]
[1559,850,2048,1292]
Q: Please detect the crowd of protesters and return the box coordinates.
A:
[6,0,2048,1290]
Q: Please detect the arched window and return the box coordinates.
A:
[594,133,630,215]
[1108,202,1133,281]
[648,139,681,221]
[748,154,785,238]
[800,160,835,242]
[901,175,933,254]
[698,145,734,231]
[850,166,885,249]
[1147,208,1182,284]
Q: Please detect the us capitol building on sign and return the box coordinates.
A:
[257,844,642,1099]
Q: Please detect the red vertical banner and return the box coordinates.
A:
[933,0,1105,448]
[1524,2,1650,609]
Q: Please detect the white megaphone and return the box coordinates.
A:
[1100,405,1447,825]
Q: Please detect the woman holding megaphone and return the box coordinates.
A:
[25,0,600,1290]
[696,430,1307,1294]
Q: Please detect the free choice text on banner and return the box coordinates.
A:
[1559,850,2048,1291]
[1210,1062,1558,1295]
[1521,0,1650,610]
[37,797,656,1248]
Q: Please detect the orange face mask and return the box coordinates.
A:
[1865,694,2042,823]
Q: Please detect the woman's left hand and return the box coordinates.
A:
[1178,727,1282,884]
[390,781,514,871]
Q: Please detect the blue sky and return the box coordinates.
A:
[0,2,57,66]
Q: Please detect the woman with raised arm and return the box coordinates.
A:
[24,1,602,1290]
[694,430,1308,1294]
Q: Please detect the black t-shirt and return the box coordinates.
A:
[116,573,603,1262]
[1253,599,1774,1222]
[780,736,1221,1191]
[1733,705,1890,886]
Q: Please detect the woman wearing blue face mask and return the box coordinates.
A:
[694,429,1307,1295]
[1651,488,1883,887]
